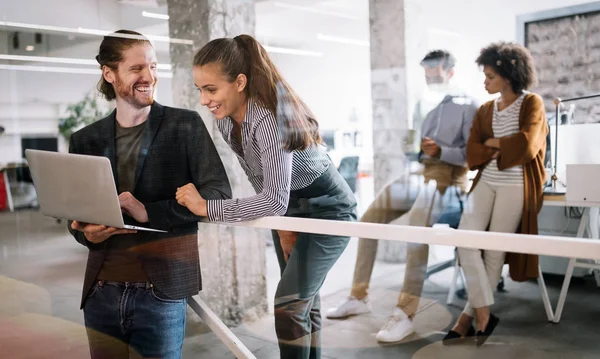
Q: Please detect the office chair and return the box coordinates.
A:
[337,156,359,192]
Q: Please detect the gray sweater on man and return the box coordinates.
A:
[419,94,478,167]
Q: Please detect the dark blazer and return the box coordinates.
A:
[68,102,231,308]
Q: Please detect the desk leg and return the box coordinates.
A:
[553,208,590,323]
[553,258,575,323]
[577,208,590,238]
[588,208,600,287]
[537,265,554,322]
[3,171,13,212]
[446,257,459,305]
[589,207,599,239]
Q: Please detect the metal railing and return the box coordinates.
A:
[189,215,600,358]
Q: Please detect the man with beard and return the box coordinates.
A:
[68,30,231,359]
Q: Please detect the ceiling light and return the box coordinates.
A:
[0,64,173,78]
[79,27,193,45]
[263,45,323,57]
[76,27,110,36]
[0,21,193,46]
[0,54,172,70]
[273,2,359,20]
[317,33,369,47]
[144,34,191,45]
[0,64,102,75]
[24,45,35,51]
[119,0,158,6]
[142,11,170,20]
[1,21,74,33]
[0,54,96,65]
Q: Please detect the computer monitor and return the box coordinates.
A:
[21,137,58,159]
[321,130,336,150]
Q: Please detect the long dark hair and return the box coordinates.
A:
[96,30,151,100]
[193,34,321,151]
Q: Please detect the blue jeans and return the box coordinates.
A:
[83,281,187,359]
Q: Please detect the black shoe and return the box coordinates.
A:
[475,313,499,347]
[442,325,475,346]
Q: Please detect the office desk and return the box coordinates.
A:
[0,162,32,212]
[0,167,14,212]
[542,194,600,323]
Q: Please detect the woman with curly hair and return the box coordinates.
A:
[443,42,547,346]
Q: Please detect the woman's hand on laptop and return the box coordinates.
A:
[71,221,137,244]
[175,183,207,216]
[119,192,149,223]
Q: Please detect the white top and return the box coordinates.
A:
[481,93,525,186]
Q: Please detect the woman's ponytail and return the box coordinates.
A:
[194,34,321,151]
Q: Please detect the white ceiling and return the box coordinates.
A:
[0,0,370,106]
[256,0,368,49]
[0,0,369,54]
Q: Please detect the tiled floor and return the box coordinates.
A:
[2,209,599,358]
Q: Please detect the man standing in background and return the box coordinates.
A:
[327,50,478,343]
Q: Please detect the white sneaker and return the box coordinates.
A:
[375,308,415,342]
[326,296,371,319]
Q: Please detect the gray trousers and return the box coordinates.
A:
[350,181,457,315]
[273,165,357,359]
[457,180,523,315]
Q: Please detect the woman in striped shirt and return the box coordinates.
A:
[443,42,547,346]
[176,34,357,359]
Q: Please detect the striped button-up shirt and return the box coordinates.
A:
[206,99,330,223]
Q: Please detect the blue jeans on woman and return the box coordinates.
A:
[273,164,357,359]
[83,281,187,359]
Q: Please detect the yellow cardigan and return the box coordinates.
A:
[467,93,548,282]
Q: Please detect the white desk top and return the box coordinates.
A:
[543,194,600,208]
[0,161,28,171]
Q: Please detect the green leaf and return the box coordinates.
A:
[57,91,110,141]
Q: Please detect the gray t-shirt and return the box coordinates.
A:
[116,121,145,193]
[97,120,147,282]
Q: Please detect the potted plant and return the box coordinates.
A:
[58,92,110,141]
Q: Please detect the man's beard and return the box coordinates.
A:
[114,75,156,108]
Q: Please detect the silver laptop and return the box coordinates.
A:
[25,149,166,233]
[566,164,600,204]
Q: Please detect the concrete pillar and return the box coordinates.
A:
[369,0,410,262]
[166,0,268,326]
